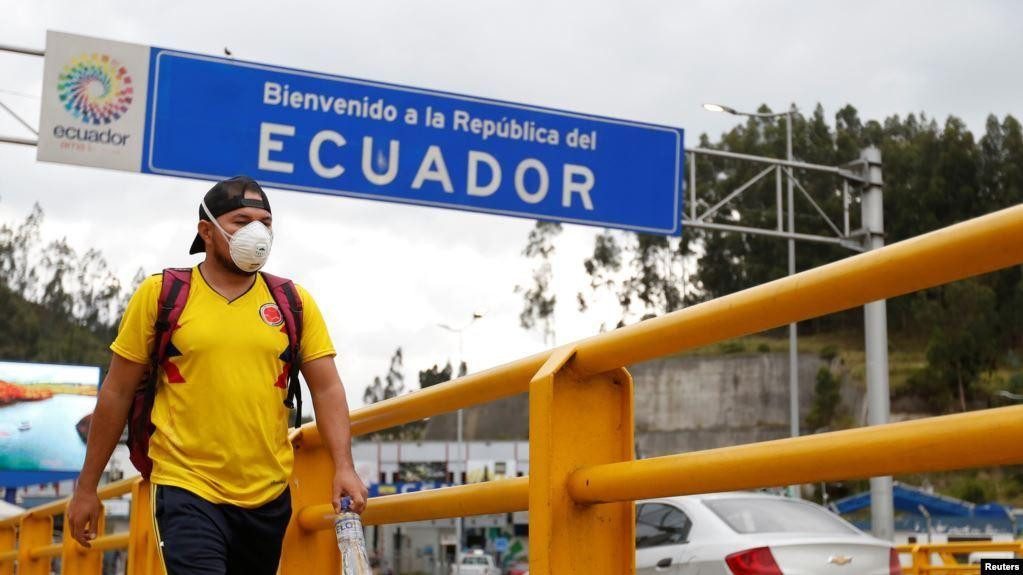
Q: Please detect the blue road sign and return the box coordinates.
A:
[40,33,685,235]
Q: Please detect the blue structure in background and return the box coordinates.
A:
[832,482,1017,534]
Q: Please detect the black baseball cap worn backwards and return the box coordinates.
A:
[189,176,272,255]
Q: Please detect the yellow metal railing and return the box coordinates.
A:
[897,541,1023,574]
[1,203,1022,574]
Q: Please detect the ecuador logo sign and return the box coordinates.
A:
[58,53,134,125]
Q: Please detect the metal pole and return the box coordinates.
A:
[455,332,464,575]
[0,43,44,57]
[689,152,696,221]
[0,100,37,135]
[0,135,38,147]
[786,110,800,499]
[860,145,894,540]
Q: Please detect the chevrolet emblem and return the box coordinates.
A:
[828,555,853,566]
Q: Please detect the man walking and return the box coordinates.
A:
[67,176,367,574]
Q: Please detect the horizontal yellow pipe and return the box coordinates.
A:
[298,477,528,531]
[568,405,1023,504]
[87,531,130,552]
[18,532,131,562]
[0,549,15,562]
[296,204,1023,446]
[14,476,141,522]
[28,542,61,559]
[96,477,139,500]
[296,355,547,446]
[898,541,1023,553]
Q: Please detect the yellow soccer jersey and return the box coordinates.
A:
[111,266,335,507]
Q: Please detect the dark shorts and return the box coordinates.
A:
[153,484,292,575]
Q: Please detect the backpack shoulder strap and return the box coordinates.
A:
[152,268,192,366]
[137,268,191,440]
[261,272,304,429]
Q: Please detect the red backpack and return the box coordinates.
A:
[127,268,305,479]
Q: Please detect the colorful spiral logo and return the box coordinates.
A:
[57,53,133,125]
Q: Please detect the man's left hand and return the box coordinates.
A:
[333,465,368,514]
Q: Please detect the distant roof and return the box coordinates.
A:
[831,481,1013,518]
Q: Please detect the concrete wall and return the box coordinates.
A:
[424,352,864,460]
[631,352,851,457]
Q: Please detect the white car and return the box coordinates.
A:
[636,492,902,574]
[450,551,500,575]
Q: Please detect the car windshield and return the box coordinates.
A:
[462,556,489,565]
[704,498,859,534]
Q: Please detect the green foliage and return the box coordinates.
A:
[0,283,112,365]
[590,106,1022,339]
[1009,371,1023,394]
[806,367,844,432]
[757,343,771,353]
[363,347,427,440]
[561,104,1023,413]
[0,204,134,366]
[578,229,691,327]
[819,345,839,362]
[717,340,746,354]
[516,221,561,346]
[363,347,405,404]
[946,475,992,504]
[418,360,466,389]
[905,279,999,411]
[419,362,453,389]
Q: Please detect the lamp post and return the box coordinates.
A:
[703,103,800,499]
[437,311,485,574]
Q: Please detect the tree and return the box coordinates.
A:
[805,367,843,432]
[418,360,467,389]
[418,362,453,389]
[516,221,561,346]
[578,230,688,329]
[362,348,421,440]
[0,203,126,365]
[363,347,405,404]
[908,279,999,412]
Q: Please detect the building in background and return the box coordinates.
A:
[353,440,529,574]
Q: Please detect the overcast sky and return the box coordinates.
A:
[1,1,1021,409]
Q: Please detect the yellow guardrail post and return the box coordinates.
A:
[528,346,636,574]
[280,427,340,575]
[127,480,165,575]
[0,522,14,575]
[17,512,53,575]
[60,501,104,575]
[897,541,1023,575]
[910,545,928,575]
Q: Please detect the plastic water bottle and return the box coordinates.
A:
[335,498,373,575]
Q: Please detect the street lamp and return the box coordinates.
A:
[703,102,800,499]
[437,310,485,574]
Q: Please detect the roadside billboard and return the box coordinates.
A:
[0,360,100,485]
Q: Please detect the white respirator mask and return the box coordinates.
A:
[201,200,274,272]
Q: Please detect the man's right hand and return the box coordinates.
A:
[67,487,102,548]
